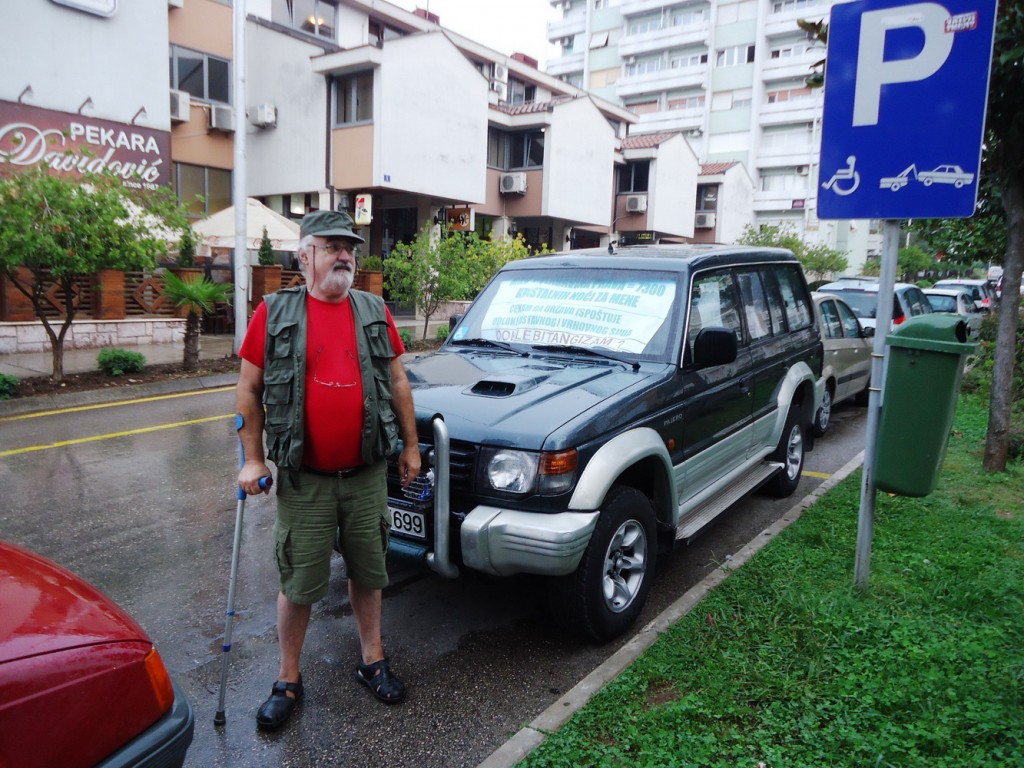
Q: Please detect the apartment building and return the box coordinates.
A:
[546,0,881,271]
[2,0,718,269]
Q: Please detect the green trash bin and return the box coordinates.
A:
[875,314,978,497]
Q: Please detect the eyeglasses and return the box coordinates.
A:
[311,242,358,256]
[312,346,357,389]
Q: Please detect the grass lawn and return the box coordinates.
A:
[518,395,1024,768]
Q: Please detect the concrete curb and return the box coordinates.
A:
[0,373,239,419]
[476,450,867,768]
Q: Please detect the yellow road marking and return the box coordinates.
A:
[0,414,233,457]
[803,470,831,479]
[0,385,236,423]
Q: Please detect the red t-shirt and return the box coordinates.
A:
[240,294,406,470]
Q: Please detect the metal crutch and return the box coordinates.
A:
[214,413,272,726]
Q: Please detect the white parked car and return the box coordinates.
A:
[931,278,997,312]
[924,288,983,339]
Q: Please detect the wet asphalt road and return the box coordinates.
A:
[0,386,866,768]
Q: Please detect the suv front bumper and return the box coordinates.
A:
[460,506,599,577]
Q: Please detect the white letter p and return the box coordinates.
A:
[853,3,953,126]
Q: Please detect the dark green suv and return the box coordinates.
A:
[387,245,823,641]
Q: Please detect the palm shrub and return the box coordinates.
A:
[161,270,232,371]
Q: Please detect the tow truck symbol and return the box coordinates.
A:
[880,164,974,191]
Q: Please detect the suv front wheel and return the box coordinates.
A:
[548,486,657,643]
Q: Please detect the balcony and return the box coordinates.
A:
[764,3,828,38]
[616,64,708,98]
[547,13,586,41]
[758,98,819,126]
[619,24,709,58]
[634,109,703,134]
[546,52,585,78]
[621,0,704,16]
[761,50,822,81]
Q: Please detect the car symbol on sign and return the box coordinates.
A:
[916,165,974,188]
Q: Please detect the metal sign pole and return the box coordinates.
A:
[853,219,899,589]
[231,1,248,355]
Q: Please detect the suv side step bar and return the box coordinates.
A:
[676,461,783,540]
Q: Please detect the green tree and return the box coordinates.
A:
[161,270,232,371]
[737,223,848,284]
[897,244,935,283]
[385,225,538,339]
[0,168,188,382]
[258,225,276,266]
[979,2,1024,471]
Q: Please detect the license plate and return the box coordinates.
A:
[389,506,427,541]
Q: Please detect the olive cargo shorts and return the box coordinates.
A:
[273,463,391,604]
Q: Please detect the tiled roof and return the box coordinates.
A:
[492,96,573,115]
[622,132,676,149]
[700,162,738,176]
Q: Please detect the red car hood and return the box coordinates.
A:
[0,541,149,663]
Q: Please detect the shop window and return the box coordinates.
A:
[174,163,231,218]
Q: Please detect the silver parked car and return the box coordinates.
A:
[924,288,983,339]
[811,292,873,436]
[818,277,934,332]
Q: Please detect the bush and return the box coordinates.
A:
[0,373,18,400]
[398,328,414,348]
[97,348,146,377]
[361,254,384,271]
[435,324,450,342]
[258,225,277,266]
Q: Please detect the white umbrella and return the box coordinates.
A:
[193,197,301,251]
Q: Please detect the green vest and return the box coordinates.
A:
[262,286,399,471]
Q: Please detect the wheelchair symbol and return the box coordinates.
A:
[822,155,860,196]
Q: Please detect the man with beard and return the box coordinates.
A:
[236,210,421,730]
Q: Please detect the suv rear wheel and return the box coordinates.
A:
[764,408,804,497]
[548,486,657,643]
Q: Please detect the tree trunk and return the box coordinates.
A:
[984,166,1024,471]
[183,310,202,372]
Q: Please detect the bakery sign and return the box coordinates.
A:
[0,100,171,188]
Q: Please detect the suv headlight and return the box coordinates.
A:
[479,448,578,496]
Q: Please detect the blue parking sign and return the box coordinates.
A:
[818,0,997,220]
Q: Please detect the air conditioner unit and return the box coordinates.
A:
[795,165,808,175]
[490,81,508,101]
[499,172,527,194]
[695,212,717,229]
[625,194,647,213]
[169,89,190,123]
[209,104,235,132]
[250,102,277,128]
[491,62,508,83]
[625,56,637,65]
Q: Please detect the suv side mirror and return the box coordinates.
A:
[861,325,875,338]
[692,327,738,368]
